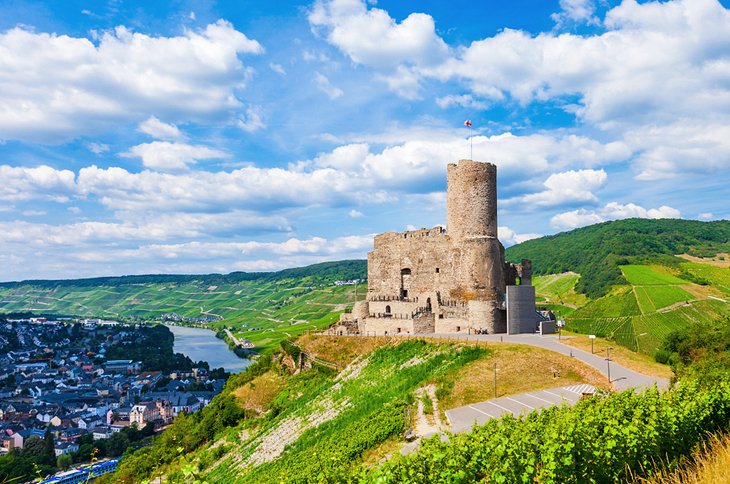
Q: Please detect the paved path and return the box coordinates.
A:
[446,384,596,433]
[371,332,671,453]
[431,333,670,392]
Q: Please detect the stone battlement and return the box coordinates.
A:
[332,159,536,337]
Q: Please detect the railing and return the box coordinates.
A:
[369,306,432,320]
[368,295,419,303]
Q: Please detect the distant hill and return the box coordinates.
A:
[0,259,367,289]
[505,218,730,297]
[0,260,368,352]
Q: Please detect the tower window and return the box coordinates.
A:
[435,267,440,273]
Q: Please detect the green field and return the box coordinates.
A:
[621,264,689,285]
[680,261,730,294]
[533,272,589,310]
[0,261,367,352]
[564,262,730,353]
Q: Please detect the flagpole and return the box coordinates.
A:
[470,125,473,160]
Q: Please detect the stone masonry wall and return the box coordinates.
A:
[342,159,531,336]
[446,159,498,240]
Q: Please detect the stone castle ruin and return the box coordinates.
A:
[334,159,553,336]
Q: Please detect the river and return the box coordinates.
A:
[166,325,252,373]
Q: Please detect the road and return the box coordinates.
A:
[426,333,668,436]
[225,328,242,346]
[431,332,669,392]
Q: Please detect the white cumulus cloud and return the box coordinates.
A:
[121,141,228,171]
[498,226,542,246]
[507,169,607,207]
[0,165,76,202]
[0,20,263,143]
[313,72,344,99]
[237,106,266,133]
[309,0,449,70]
[550,202,681,230]
[138,116,183,140]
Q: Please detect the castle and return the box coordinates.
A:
[334,159,550,336]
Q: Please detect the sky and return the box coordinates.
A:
[1,0,730,282]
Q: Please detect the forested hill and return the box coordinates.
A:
[0,259,367,288]
[505,218,730,297]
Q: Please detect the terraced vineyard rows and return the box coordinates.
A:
[681,261,730,294]
[204,340,486,483]
[567,264,729,354]
[0,261,367,352]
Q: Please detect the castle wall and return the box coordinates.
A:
[360,317,415,335]
[367,228,456,300]
[368,300,420,318]
[334,159,534,337]
[434,317,471,333]
[351,301,369,321]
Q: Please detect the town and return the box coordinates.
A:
[0,317,227,479]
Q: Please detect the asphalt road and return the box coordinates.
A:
[431,332,670,392]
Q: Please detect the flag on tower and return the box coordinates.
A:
[464,119,472,127]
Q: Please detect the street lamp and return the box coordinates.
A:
[494,362,498,398]
[606,346,614,383]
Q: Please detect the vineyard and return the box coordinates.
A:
[350,380,730,483]
[570,287,641,319]
[680,261,730,294]
[620,265,688,285]
[532,273,589,313]
[568,302,730,353]
[203,340,487,483]
[634,285,693,314]
[566,263,729,354]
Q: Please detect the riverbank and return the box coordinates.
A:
[166,324,251,373]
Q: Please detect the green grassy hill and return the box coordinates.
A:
[105,335,730,484]
[526,247,728,356]
[534,262,730,354]
[106,335,614,483]
[507,218,730,355]
[505,218,730,298]
[0,260,366,352]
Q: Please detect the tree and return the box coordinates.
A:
[22,436,46,457]
[42,431,55,466]
[74,443,94,462]
[57,453,72,470]
[107,432,130,457]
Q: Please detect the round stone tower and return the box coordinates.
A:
[446,159,506,333]
[446,159,498,240]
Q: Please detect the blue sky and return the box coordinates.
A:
[1,0,729,281]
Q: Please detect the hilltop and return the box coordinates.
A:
[0,260,367,352]
[0,259,366,289]
[505,218,730,355]
[505,218,730,297]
